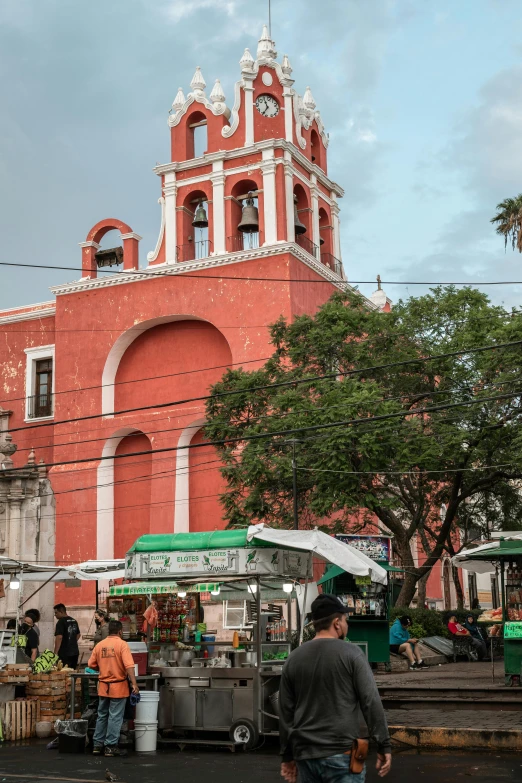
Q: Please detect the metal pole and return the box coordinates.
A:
[299,554,312,647]
[20,570,61,607]
[292,440,298,531]
[255,576,262,735]
[500,560,506,624]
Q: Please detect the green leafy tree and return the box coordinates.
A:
[205,287,522,606]
[491,194,522,252]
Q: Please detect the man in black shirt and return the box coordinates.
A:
[54,603,81,669]
[279,594,392,782]
[21,615,39,661]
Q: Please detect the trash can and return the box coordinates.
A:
[55,719,88,753]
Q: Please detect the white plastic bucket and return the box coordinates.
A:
[135,690,160,722]
[134,720,158,753]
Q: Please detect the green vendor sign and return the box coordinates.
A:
[109,581,220,596]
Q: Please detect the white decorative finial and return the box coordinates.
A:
[240,48,255,71]
[257,24,277,60]
[210,79,226,104]
[281,54,292,76]
[190,66,206,94]
[303,86,316,111]
[172,87,186,111]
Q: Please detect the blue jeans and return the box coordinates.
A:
[93,697,126,747]
[297,755,366,783]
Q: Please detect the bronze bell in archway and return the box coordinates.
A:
[192,202,208,229]
[238,192,259,233]
[294,198,307,235]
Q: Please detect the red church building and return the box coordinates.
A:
[0,27,455,635]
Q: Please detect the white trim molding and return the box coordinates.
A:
[174,418,206,533]
[97,426,140,559]
[24,344,55,422]
[49,242,370,308]
[100,315,209,417]
[153,138,344,199]
[147,197,166,264]
[0,306,55,326]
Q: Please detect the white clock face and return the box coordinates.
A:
[255,94,280,118]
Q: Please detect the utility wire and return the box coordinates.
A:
[8,338,522,436]
[0,354,270,408]
[3,306,522,411]
[2,259,522,286]
[4,305,522,333]
[6,386,522,475]
[20,371,522,456]
[15,400,490,481]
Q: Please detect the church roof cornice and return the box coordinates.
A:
[49,242,371,304]
[153,139,344,197]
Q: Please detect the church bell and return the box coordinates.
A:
[294,198,307,235]
[237,192,259,234]
[192,202,208,229]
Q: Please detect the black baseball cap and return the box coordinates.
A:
[311,593,350,621]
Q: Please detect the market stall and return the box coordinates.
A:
[0,556,126,733]
[453,535,522,685]
[317,534,395,664]
[123,525,387,748]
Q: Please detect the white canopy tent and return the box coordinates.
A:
[246,524,388,585]
[452,534,522,574]
[0,557,125,583]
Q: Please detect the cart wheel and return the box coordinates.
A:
[229,719,259,749]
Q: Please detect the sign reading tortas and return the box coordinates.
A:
[127,547,311,579]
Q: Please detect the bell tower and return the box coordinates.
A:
[147,25,344,280]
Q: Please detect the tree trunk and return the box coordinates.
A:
[452,565,464,609]
[416,571,429,608]
[395,570,418,608]
[393,537,433,608]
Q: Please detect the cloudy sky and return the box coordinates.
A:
[1,0,522,311]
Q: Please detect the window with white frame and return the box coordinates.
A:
[223,600,252,630]
[24,345,55,420]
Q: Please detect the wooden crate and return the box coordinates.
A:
[1,700,40,741]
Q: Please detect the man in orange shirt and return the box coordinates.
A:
[88,620,139,757]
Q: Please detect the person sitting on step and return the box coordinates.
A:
[389,615,428,670]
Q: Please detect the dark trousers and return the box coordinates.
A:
[471,637,487,660]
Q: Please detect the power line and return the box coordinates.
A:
[0,354,270,408]
[15,395,493,481]
[4,306,522,412]
[8,338,522,436]
[41,372,522,454]
[298,463,519,477]
[6,386,522,475]
[3,259,522,286]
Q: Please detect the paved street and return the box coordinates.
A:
[0,742,521,783]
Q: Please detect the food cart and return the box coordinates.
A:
[124,525,387,748]
[453,534,522,685]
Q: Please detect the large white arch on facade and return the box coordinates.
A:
[101,314,208,417]
[174,417,207,534]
